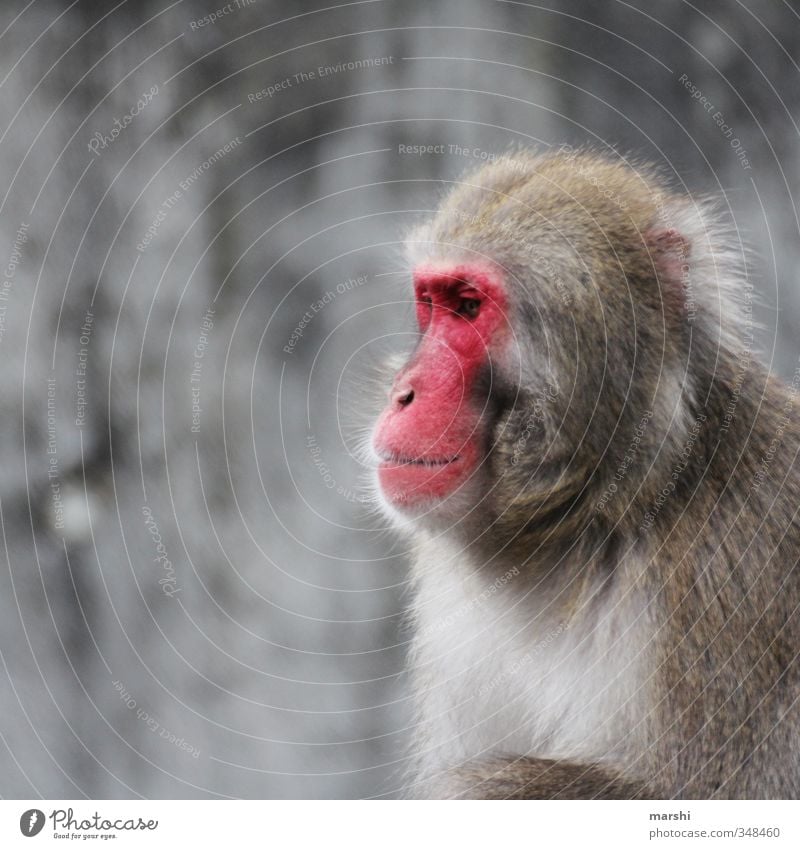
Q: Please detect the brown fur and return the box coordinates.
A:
[392,149,800,799]
[446,758,653,800]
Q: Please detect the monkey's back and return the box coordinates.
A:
[648,366,800,798]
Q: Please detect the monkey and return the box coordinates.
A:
[368,148,800,799]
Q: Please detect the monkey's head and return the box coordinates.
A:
[371,149,745,537]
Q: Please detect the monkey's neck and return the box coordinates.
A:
[419,516,638,635]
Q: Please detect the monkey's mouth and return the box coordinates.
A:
[375,445,477,506]
[377,451,460,467]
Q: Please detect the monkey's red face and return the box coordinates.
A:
[373,263,509,511]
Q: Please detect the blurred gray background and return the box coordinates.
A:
[0,0,798,799]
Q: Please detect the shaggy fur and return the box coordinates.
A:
[373,149,800,799]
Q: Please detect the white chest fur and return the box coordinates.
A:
[408,540,652,776]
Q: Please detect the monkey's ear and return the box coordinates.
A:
[644,202,753,353]
[644,225,691,316]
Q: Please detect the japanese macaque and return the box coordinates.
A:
[370,148,800,799]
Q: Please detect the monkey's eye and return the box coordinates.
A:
[457,298,481,319]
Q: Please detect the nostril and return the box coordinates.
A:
[392,387,415,407]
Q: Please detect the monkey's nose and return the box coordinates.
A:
[391,384,415,407]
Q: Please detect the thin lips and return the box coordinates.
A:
[378,451,459,467]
